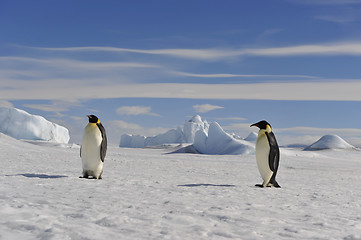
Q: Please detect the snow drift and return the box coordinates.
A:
[0,107,70,143]
[304,134,355,150]
[119,115,209,148]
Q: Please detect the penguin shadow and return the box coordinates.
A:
[6,173,68,179]
[178,183,236,187]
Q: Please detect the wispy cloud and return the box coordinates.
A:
[277,126,361,136]
[172,71,317,79]
[105,120,170,143]
[23,103,69,113]
[240,42,361,56]
[0,100,14,108]
[28,46,239,61]
[116,106,160,117]
[193,104,224,113]
[2,81,361,101]
[0,56,159,69]
[27,41,361,59]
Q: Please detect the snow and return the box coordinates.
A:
[0,107,70,144]
[119,115,253,155]
[244,132,258,142]
[119,115,209,148]
[1,135,361,239]
[305,134,356,150]
[192,122,255,155]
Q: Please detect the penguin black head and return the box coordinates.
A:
[250,120,271,130]
[87,115,99,123]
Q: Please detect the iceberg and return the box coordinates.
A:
[119,115,208,148]
[192,122,255,155]
[0,107,70,143]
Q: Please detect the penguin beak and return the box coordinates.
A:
[250,122,258,128]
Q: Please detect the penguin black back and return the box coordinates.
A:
[87,115,107,162]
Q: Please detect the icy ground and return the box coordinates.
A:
[1,136,361,239]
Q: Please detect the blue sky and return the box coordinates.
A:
[1,0,361,145]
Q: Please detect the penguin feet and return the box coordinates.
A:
[255,183,281,188]
[255,184,265,188]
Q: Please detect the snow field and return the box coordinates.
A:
[1,137,361,239]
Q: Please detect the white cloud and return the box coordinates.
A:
[28,42,361,60]
[193,104,224,113]
[172,71,317,79]
[2,81,361,101]
[22,100,83,113]
[0,56,158,70]
[116,106,160,117]
[29,46,239,61]
[214,117,247,121]
[0,100,14,108]
[107,120,143,130]
[240,42,361,56]
[105,120,170,144]
[23,104,68,113]
[276,126,361,137]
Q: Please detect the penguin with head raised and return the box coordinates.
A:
[80,115,107,179]
[251,120,280,188]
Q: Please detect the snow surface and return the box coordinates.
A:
[305,134,356,150]
[119,115,209,148]
[0,107,70,143]
[2,135,361,239]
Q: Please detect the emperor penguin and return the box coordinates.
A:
[251,120,280,188]
[80,115,107,179]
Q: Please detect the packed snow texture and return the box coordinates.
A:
[304,134,355,150]
[119,115,209,148]
[0,107,70,143]
[1,135,361,239]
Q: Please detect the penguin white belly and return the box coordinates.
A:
[255,133,273,184]
[81,124,103,178]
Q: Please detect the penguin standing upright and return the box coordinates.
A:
[251,120,280,188]
[80,115,107,179]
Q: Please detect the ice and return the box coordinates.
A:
[192,122,255,155]
[1,134,361,239]
[120,115,253,155]
[183,115,209,143]
[119,134,147,148]
[0,107,70,143]
[304,134,356,150]
[244,132,258,142]
[119,115,209,148]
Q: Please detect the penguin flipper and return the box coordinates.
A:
[265,132,279,172]
[97,123,107,162]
